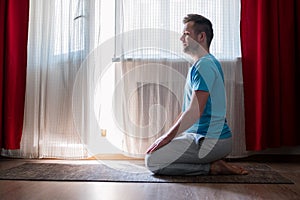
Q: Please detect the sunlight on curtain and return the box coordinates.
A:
[20,0,247,159]
[117,0,241,59]
[20,0,101,158]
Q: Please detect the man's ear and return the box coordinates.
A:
[197,32,206,43]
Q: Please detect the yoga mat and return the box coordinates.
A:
[0,162,293,184]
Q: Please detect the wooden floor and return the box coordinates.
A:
[0,156,300,200]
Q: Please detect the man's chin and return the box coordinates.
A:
[183,47,191,54]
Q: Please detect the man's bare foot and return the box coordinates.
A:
[210,160,248,175]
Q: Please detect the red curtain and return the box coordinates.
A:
[0,0,29,151]
[240,0,300,150]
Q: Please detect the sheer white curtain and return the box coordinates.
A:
[114,0,247,157]
[18,0,246,159]
[116,0,241,59]
[20,0,102,158]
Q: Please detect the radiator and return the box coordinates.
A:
[118,59,248,157]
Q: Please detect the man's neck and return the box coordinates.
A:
[190,45,209,62]
[191,50,210,62]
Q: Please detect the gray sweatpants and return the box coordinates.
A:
[145,133,232,175]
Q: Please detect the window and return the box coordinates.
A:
[53,0,87,56]
[115,0,241,59]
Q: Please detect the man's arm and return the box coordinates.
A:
[146,90,209,153]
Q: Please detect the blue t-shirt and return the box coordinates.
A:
[182,54,231,139]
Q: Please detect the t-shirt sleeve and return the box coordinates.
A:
[191,60,216,92]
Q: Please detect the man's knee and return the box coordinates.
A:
[145,153,161,174]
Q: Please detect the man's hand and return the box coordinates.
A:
[146,134,174,154]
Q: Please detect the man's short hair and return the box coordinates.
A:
[183,14,214,47]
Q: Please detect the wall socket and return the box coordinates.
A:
[101,129,107,137]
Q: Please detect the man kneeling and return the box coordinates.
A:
[145,14,247,176]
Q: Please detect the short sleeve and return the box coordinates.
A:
[191,68,209,91]
[191,59,217,92]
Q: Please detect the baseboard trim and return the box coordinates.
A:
[88,154,144,160]
[226,154,300,163]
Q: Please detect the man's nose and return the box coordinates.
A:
[180,35,185,42]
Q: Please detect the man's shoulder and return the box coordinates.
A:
[194,54,218,68]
